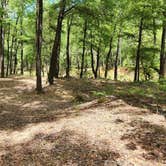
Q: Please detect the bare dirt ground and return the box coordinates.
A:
[0,77,165,166]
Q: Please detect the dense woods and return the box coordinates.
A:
[0,0,165,91]
[0,0,166,165]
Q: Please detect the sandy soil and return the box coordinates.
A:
[0,77,165,166]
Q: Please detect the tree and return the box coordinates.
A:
[66,14,73,78]
[160,12,166,79]
[0,0,6,78]
[48,0,66,84]
[114,29,122,81]
[134,17,143,82]
[36,0,43,92]
[80,19,87,78]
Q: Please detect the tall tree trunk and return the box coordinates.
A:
[0,0,5,78]
[105,25,116,79]
[90,37,100,79]
[114,30,121,81]
[9,16,19,75]
[160,19,166,79]
[134,17,143,82]
[9,36,14,74]
[6,23,10,77]
[36,0,43,92]
[90,32,95,78]
[80,19,87,78]
[48,0,66,84]
[95,46,100,79]
[20,16,24,75]
[66,15,73,78]
[13,43,19,74]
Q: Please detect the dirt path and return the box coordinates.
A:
[0,77,165,166]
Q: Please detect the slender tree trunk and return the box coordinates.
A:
[114,30,121,81]
[90,32,100,79]
[13,43,19,74]
[95,46,100,79]
[134,17,143,82]
[80,19,87,78]
[105,25,116,79]
[6,24,10,77]
[66,16,73,78]
[48,0,66,84]
[0,0,5,78]
[160,20,166,79]
[90,32,95,78]
[36,0,43,92]
[9,16,19,75]
[91,47,100,79]
[20,16,24,75]
[9,36,14,74]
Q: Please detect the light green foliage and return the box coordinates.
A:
[2,0,165,80]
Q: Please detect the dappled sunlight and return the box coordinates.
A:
[0,129,120,165]
[0,77,166,165]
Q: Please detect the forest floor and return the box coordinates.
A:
[0,76,166,166]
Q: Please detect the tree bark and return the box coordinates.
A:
[48,0,66,84]
[20,15,24,75]
[80,19,87,78]
[134,17,143,82]
[0,0,5,78]
[160,20,166,79]
[36,0,43,92]
[13,43,19,74]
[6,23,10,77]
[66,15,73,78]
[90,36,101,79]
[114,30,121,81]
[105,25,116,79]
[9,16,19,75]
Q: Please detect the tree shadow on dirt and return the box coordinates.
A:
[0,78,93,130]
[112,82,166,118]
[0,78,165,131]
[0,129,120,166]
[121,120,166,163]
[59,79,166,117]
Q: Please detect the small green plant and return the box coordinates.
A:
[92,91,107,98]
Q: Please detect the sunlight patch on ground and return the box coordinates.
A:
[0,77,165,165]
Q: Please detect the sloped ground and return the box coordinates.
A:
[0,77,165,166]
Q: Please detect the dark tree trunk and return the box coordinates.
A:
[20,16,24,75]
[0,0,5,78]
[90,32,101,79]
[95,46,100,79]
[160,20,166,79]
[9,16,19,75]
[13,43,19,74]
[80,19,87,79]
[6,24,10,77]
[105,25,116,79]
[114,30,121,81]
[36,0,43,92]
[9,36,14,74]
[91,42,95,78]
[134,17,143,82]
[48,0,66,84]
[90,38,100,79]
[66,15,73,78]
